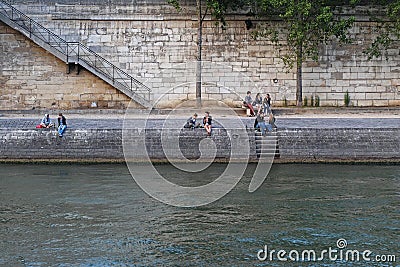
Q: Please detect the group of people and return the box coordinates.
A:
[254,112,276,136]
[184,111,212,136]
[243,91,272,117]
[36,100,272,139]
[244,91,276,136]
[37,113,67,137]
[183,106,276,137]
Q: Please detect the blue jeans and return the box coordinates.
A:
[58,125,67,136]
[263,103,271,115]
[257,122,272,135]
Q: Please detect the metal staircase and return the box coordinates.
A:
[0,0,151,108]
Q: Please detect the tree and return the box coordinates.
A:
[251,0,356,106]
[364,0,400,59]
[167,0,244,107]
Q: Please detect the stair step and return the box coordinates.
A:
[256,144,278,149]
[256,149,277,153]
[254,132,277,136]
[256,139,277,143]
[255,140,278,144]
[257,154,281,159]
[0,0,151,108]
[254,127,280,159]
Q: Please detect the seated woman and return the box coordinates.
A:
[268,113,277,129]
[254,93,263,113]
[57,113,67,137]
[263,93,272,115]
[184,113,200,129]
[39,114,54,128]
[203,111,212,136]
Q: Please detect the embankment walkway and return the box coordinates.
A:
[0,108,399,162]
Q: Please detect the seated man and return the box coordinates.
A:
[243,91,255,116]
[184,113,200,129]
[39,114,54,128]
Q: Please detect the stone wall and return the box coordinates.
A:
[0,128,257,161]
[0,22,135,110]
[1,0,400,109]
[278,128,400,160]
[0,126,399,162]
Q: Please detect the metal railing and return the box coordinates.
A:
[0,0,151,106]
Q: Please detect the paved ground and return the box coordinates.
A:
[1,117,399,129]
[1,107,399,129]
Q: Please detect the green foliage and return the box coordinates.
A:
[252,0,356,70]
[167,0,182,11]
[364,0,400,59]
[303,96,308,106]
[283,96,288,107]
[344,90,350,107]
[310,95,314,106]
[251,0,355,106]
[315,95,320,107]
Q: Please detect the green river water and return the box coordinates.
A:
[0,163,399,266]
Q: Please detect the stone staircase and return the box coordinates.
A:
[254,130,280,159]
[0,0,151,108]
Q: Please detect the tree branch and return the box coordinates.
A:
[201,5,209,22]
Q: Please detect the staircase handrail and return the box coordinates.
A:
[0,0,151,104]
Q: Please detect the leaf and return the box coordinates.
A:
[167,0,182,11]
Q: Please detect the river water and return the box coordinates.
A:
[0,164,399,266]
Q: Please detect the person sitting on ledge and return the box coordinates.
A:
[263,93,272,115]
[254,93,263,113]
[57,113,67,138]
[184,113,201,129]
[243,91,256,116]
[255,111,272,136]
[203,111,212,136]
[38,113,54,128]
[268,113,277,129]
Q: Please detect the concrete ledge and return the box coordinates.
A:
[0,128,257,161]
[0,126,399,162]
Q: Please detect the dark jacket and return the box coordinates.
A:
[255,95,263,105]
[256,114,265,123]
[58,116,67,126]
[184,117,197,128]
[263,96,271,106]
[203,116,212,126]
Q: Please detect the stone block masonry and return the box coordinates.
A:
[0,127,257,161]
[0,118,399,162]
[1,1,400,109]
[0,129,125,160]
[278,128,400,161]
[0,22,135,110]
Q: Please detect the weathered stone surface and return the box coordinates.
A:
[0,127,255,161]
[0,117,399,161]
[277,128,400,160]
[0,23,134,110]
[1,1,400,109]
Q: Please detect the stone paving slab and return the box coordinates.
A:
[1,117,399,129]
